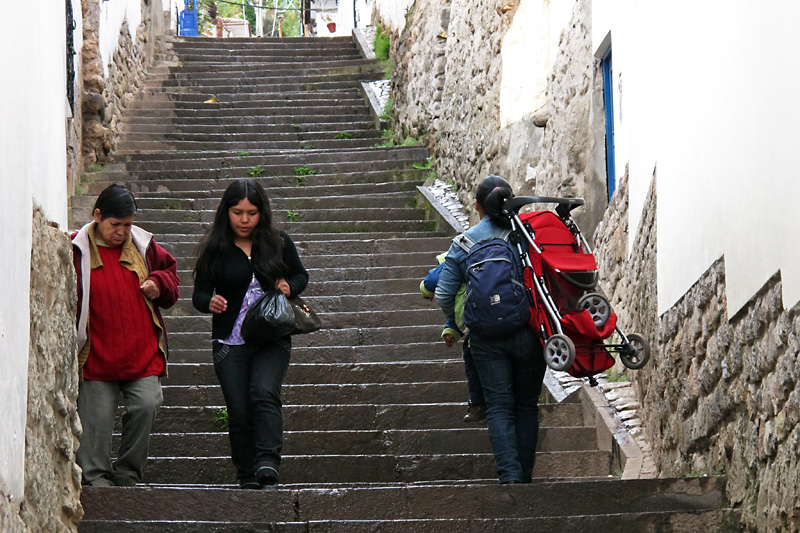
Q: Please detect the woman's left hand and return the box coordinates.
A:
[275,279,291,297]
[141,279,161,300]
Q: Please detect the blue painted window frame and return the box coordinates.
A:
[601,48,616,200]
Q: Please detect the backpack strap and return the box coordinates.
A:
[453,232,478,253]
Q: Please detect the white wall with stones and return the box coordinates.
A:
[592,0,800,316]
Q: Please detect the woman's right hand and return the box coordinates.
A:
[209,294,228,314]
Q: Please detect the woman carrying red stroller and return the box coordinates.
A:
[435,175,547,484]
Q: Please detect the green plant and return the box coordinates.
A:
[301,144,316,150]
[374,25,390,60]
[604,367,630,383]
[401,136,420,147]
[249,166,265,177]
[286,210,300,222]
[85,163,104,173]
[335,131,355,140]
[237,151,251,158]
[295,175,306,187]
[213,408,229,430]
[294,166,317,176]
[379,97,394,121]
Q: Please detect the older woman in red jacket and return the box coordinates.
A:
[71,184,179,486]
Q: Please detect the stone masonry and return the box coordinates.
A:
[0,210,81,533]
[81,0,166,167]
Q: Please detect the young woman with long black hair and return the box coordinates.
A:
[193,179,308,489]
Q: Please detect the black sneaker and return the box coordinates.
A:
[256,465,279,487]
[239,479,262,490]
[464,403,487,423]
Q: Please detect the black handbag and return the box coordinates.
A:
[241,291,296,343]
[241,291,321,344]
[288,295,322,335]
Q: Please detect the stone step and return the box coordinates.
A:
[146,62,382,81]
[82,174,425,196]
[167,341,458,364]
[161,380,471,406]
[79,477,733,523]
[79,509,742,533]
[115,138,385,153]
[83,165,426,185]
[162,307,442,332]
[157,51,363,63]
[145,80,366,94]
[171,266,432,288]
[139,426,598,458]
[127,97,366,112]
[166,361,469,387]
[130,87,362,103]
[120,115,373,128]
[148,59,376,77]
[113,219,435,237]
[139,451,612,485]
[70,191,417,211]
[166,324,445,351]
[110,147,430,170]
[120,123,376,136]
[128,207,425,224]
[163,291,445,318]
[123,104,373,119]
[137,403,586,434]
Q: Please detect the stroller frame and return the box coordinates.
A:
[502,195,650,384]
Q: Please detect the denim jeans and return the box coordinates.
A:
[470,327,546,483]
[462,334,485,405]
[213,339,291,483]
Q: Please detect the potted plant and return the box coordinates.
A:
[324,15,336,33]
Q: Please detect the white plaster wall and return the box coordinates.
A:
[99,0,143,77]
[372,0,413,33]
[0,0,70,500]
[592,0,800,316]
[500,0,578,128]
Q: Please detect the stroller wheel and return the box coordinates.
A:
[544,334,576,371]
[620,333,650,370]
[578,292,611,327]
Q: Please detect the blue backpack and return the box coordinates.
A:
[456,231,531,338]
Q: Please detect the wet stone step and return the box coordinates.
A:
[167,361,469,387]
[167,342,458,365]
[139,451,611,485]
[136,403,586,433]
[161,381,470,406]
[117,219,437,236]
[79,477,732,523]
[124,208,426,224]
[78,509,743,533]
[166,324,445,351]
[138,426,598,457]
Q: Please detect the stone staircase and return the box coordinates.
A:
[74,35,740,531]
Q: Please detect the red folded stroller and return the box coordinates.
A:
[502,195,650,385]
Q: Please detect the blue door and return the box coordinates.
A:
[601,49,615,200]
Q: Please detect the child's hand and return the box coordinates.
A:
[443,333,456,347]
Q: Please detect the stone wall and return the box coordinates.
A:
[0,210,81,533]
[81,0,166,166]
[387,0,603,234]
[593,144,800,533]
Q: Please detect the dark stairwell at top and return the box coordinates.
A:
[72,34,740,531]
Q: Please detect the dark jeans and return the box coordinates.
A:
[462,334,485,405]
[213,339,291,483]
[470,327,546,483]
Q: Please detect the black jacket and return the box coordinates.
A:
[192,231,309,340]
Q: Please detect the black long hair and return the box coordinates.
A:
[194,179,286,285]
[94,183,137,219]
[475,175,513,229]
